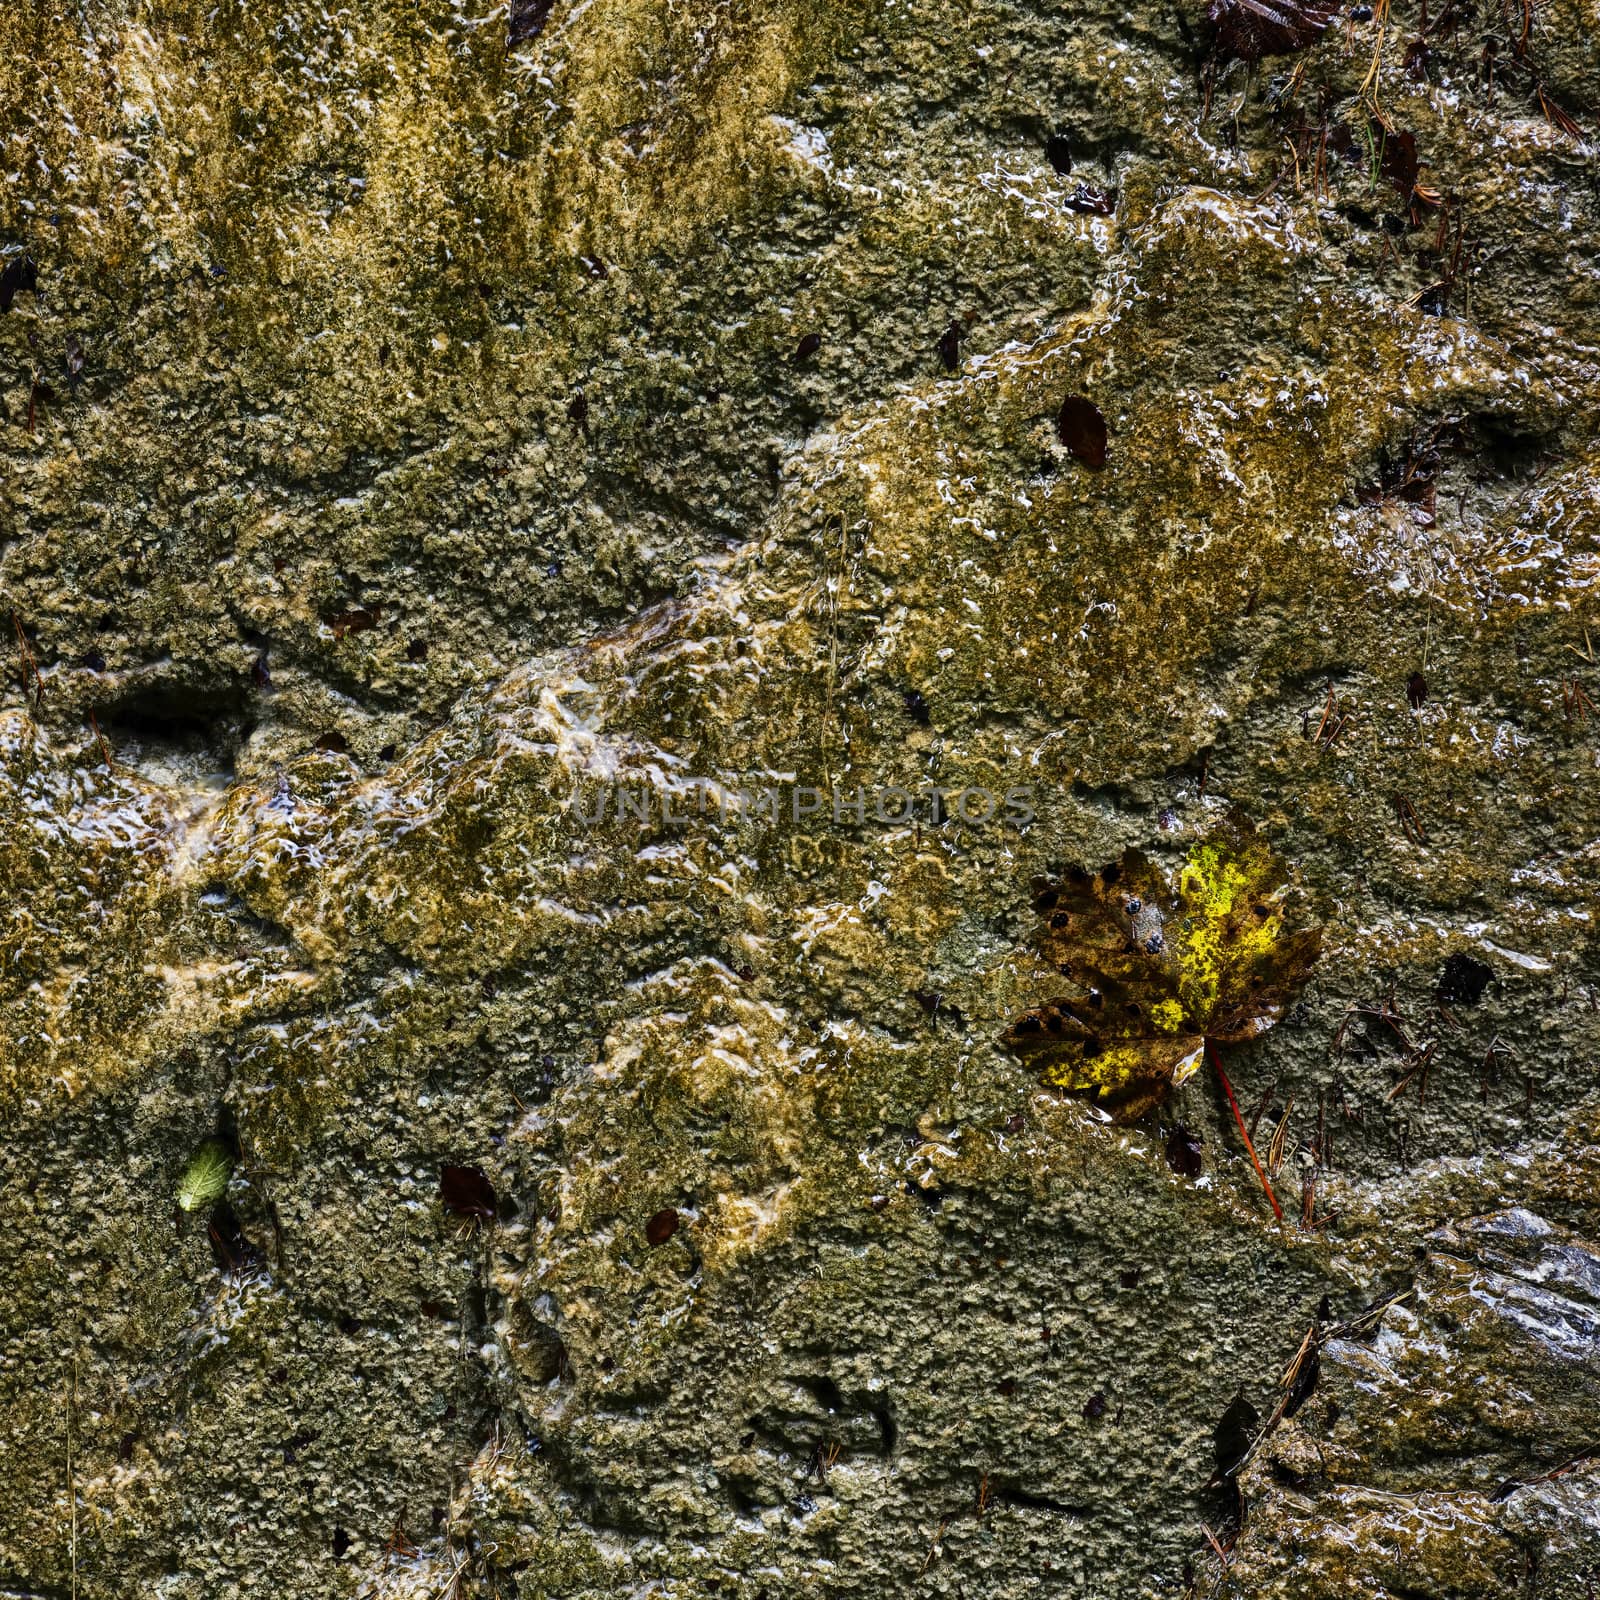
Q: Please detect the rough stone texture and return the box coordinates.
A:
[2,2,1599,1597]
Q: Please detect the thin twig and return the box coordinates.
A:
[1208,1042,1284,1221]
[431,1550,470,1600]
[68,1344,78,1600]
[12,611,43,705]
[1199,1520,1232,1568]
[1357,0,1392,110]
[88,711,112,767]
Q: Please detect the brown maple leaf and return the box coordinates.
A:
[1002,827,1320,1124]
[1206,0,1338,63]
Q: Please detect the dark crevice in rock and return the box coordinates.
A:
[94,676,254,778]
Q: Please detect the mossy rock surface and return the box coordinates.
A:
[2,2,1600,1596]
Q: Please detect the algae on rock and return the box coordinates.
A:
[2,1,1600,1597]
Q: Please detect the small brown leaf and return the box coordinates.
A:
[1056,395,1108,468]
[1437,952,1492,1005]
[439,1164,497,1219]
[1206,0,1336,62]
[1064,183,1113,216]
[1214,1392,1260,1479]
[645,1207,680,1246]
[1165,1124,1204,1177]
[1380,127,1419,204]
[324,605,382,639]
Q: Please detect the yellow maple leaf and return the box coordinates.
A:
[1002,823,1320,1123]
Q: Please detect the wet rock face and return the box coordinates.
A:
[1222,1208,1600,1598]
[2,3,1599,1597]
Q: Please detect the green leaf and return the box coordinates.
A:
[176,1136,235,1212]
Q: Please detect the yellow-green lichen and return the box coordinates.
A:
[1175,836,1291,1035]
[1150,996,1186,1034]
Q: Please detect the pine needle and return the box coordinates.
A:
[1208,1042,1284,1221]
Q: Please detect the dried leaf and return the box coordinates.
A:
[1214,1392,1260,1479]
[1166,1123,1204,1177]
[440,1163,497,1219]
[324,605,382,639]
[1206,0,1337,62]
[1063,183,1113,216]
[1002,825,1320,1122]
[1380,128,1419,204]
[508,0,556,44]
[1056,395,1108,468]
[1438,952,1492,1004]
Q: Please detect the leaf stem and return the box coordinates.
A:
[1207,1041,1284,1222]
